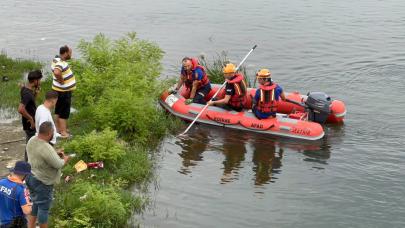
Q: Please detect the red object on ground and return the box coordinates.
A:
[87,161,104,169]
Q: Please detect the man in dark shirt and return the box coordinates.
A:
[18,70,42,161]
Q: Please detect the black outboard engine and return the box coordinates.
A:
[305,92,331,124]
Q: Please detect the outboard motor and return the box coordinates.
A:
[305,92,331,124]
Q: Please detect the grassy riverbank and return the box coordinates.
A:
[1,33,180,227]
[0,53,42,119]
[49,33,181,227]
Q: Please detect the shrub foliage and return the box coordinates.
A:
[65,128,125,163]
[70,32,170,143]
[50,33,175,227]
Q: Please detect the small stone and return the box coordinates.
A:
[3,148,8,151]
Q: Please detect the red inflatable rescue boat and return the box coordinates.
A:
[159,84,346,141]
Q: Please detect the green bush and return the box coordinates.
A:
[48,33,180,227]
[67,32,171,144]
[72,32,163,108]
[65,128,125,163]
[51,181,139,228]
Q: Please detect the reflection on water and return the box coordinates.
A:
[250,139,283,186]
[175,125,338,186]
[176,130,209,175]
[220,132,247,184]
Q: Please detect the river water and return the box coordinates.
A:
[1,0,405,227]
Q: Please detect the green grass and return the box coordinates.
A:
[198,52,250,86]
[0,53,42,108]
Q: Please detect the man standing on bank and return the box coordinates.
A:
[51,45,76,138]
[26,121,70,228]
[35,91,59,145]
[18,70,42,161]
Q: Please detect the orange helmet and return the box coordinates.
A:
[256,69,271,78]
[223,63,236,74]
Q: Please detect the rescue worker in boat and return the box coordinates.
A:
[170,57,211,105]
[252,69,286,119]
[207,63,247,112]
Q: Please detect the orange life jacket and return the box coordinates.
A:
[256,83,278,113]
[227,73,247,109]
[181,58,210,90]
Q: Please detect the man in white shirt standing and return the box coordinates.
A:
[35,91,60,145]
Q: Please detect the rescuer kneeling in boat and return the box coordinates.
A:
[207,63,247,112]
[171,57,211,105]
[252,69,286,119]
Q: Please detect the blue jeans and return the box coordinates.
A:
[25,175,53,224]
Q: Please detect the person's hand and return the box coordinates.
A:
[57,78,64,84]
[185,98,193,105]
[63,155,70,163]
[57,149,65,159]
[33,86,41,97]
[169,89,178,95]
[28,118,35,129]
[207,100,215,106]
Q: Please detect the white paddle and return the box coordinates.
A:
[179,45,258,136]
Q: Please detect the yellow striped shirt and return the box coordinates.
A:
[51,56,76,92]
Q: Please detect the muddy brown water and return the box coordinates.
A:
[1,0,405,227]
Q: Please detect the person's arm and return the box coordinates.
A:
[280,91,286,101]
[44,145,66,169]
[19,187,32,215]
[57,149,70,164]
[18,92,35,129]
[252,90,260,109]
[18,104,34,127]
[278,86,286,101]
[21,203,32,215]
[208,95,231,106]
[174,76,183,90]
[208,82,233,105]
[190,70,203,99]
[53,67,64,84]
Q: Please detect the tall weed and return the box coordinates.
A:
[198,52,250,86]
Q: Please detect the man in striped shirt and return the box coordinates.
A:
[51,45,75,138]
